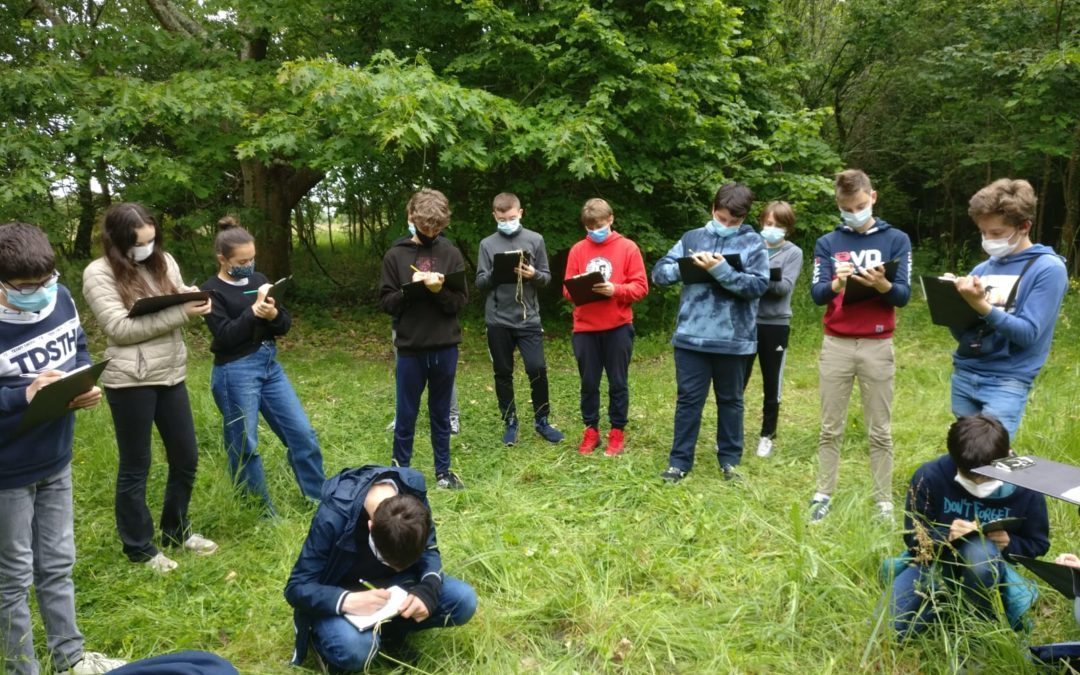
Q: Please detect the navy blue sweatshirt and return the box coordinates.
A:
[0,285,90,489]
[903,454,1049,560]
[201,273,291,366]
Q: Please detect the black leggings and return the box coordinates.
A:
[105,383,198,562]
[743,323,791,439]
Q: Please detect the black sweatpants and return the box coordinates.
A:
[743,323,791,439]
[571,324,635,430]
[487,326,550,424]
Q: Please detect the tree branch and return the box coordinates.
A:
[144,0,205,39]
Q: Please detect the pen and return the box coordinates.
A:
[359,580,377,591]
[831,256,864,273]
[20,373,39,378]
[242,289,260,294]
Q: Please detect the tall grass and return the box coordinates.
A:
[54,271,1080,674]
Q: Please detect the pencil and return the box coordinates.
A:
[410,265,422,273]
[359,580,377,591]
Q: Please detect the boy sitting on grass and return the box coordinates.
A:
[886,415,1049,636]
[285,465,477,672]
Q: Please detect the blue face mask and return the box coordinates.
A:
[4,283,57,312]
[228,262,255,279]
[497,218,522,236]
[706,219,739,238]
[840,205,873,230]
[587,226,610,244]
[407,221,417,237]
[761,226,786,245]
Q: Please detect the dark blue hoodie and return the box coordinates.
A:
[951,244,1068,384]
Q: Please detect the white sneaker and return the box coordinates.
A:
[183,533,219,556]
[145,552,178,573]
[385,418,396,432]
[876,501,895,521]
[755,436,774,458]
[68,652,127,674]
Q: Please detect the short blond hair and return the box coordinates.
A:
[760,201,796,234]
[407,189,451,231]
[968,178,1036,229]
[492,192,520,212]
[835,169,873,198]
[580,198,613,227]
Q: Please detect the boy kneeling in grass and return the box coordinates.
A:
[886,415,1048,636]
[285,465,477,672]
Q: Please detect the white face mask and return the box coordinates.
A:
[129,241,154,262]
[981,230,1021,258]
[955,472,1003,499]
[840,205,873,231]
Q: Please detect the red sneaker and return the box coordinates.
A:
[578,427,601,455]
[605,428,625,456]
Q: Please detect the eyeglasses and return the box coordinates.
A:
[0,270,60,295]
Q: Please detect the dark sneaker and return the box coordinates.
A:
[449,415,461,436]
[578,427,601,454]
[436,472,465,490]
[721,463,742,482]
[660,466,688,483]
[502,417,519,446]
[535,417,564,444]
[604,428,625,456]
[809,496,831,523]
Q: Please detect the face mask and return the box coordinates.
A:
[840,205,873,231]
[587,226,610,244]
[706,219,739,238]
[497,218,522,236]
[407,221,417,237]
[3,283,57,312]
[416,230,437,246]
[954,472,1004,499]
[129,241,155,263]
[761,226,786,245]
[228,262,255,279]
[981,230,1021,258]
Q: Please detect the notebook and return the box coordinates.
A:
[677,254,744,284]
[401,271,467,299]
[16,360,110,436]
[128,291,210,318]
[840,259,900,305]
[344,585,409,631]
[920,276,982,331]
[563,271,607,305]
[491,250,532,286]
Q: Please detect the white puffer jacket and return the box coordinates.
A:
[82,253,193,389]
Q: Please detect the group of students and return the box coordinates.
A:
[0,168,1073,673]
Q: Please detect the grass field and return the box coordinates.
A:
[54,274,1080,674]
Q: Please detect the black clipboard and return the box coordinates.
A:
[264,276,293,303]
[1012,556,1080,599]
[128,292,210,318]
[16,360,110,436]
[563,271,607,305]
[769,267,782,282]
[676,255,743,284]
[491,250,532,286]
[972,516,1025,535]
[920,276,982,331]
[401,270,467,299]
[841,259,899,305]
[973,456,1080,506]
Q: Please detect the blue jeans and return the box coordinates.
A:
[311,576,477,672]
[950,369,1032,441]
[888,538,1006,637]
[211,343,326,511]
[394,346,458,474]
[0,466,84,674]
[667,348,748,471]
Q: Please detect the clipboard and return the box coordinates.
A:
[563,271,607,305]
[401,270,466,299]
[841,259,899,305]
[264,276,292,303]
[676,254,744,284]
[491,250,532,286]
[972,456,1080,506]
[769,267,782,282]
[128,291,210,318]
[920,276,982,331]
[16,360,110,436]
[1012,556,1080,599]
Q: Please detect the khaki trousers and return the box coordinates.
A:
[816,335,895,502]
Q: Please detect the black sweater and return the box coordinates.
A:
[378,236,468,354]
[201,273,291,365]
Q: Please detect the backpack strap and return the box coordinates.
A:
[1003,254,1043,313]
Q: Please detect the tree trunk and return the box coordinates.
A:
[241,158,323,280]
[1060,122,1080,275]
[72,151,96,257]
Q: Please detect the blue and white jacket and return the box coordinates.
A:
[0,285,90,489]
[652,223,769,355]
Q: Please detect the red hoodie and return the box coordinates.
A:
[562,231,649,332]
